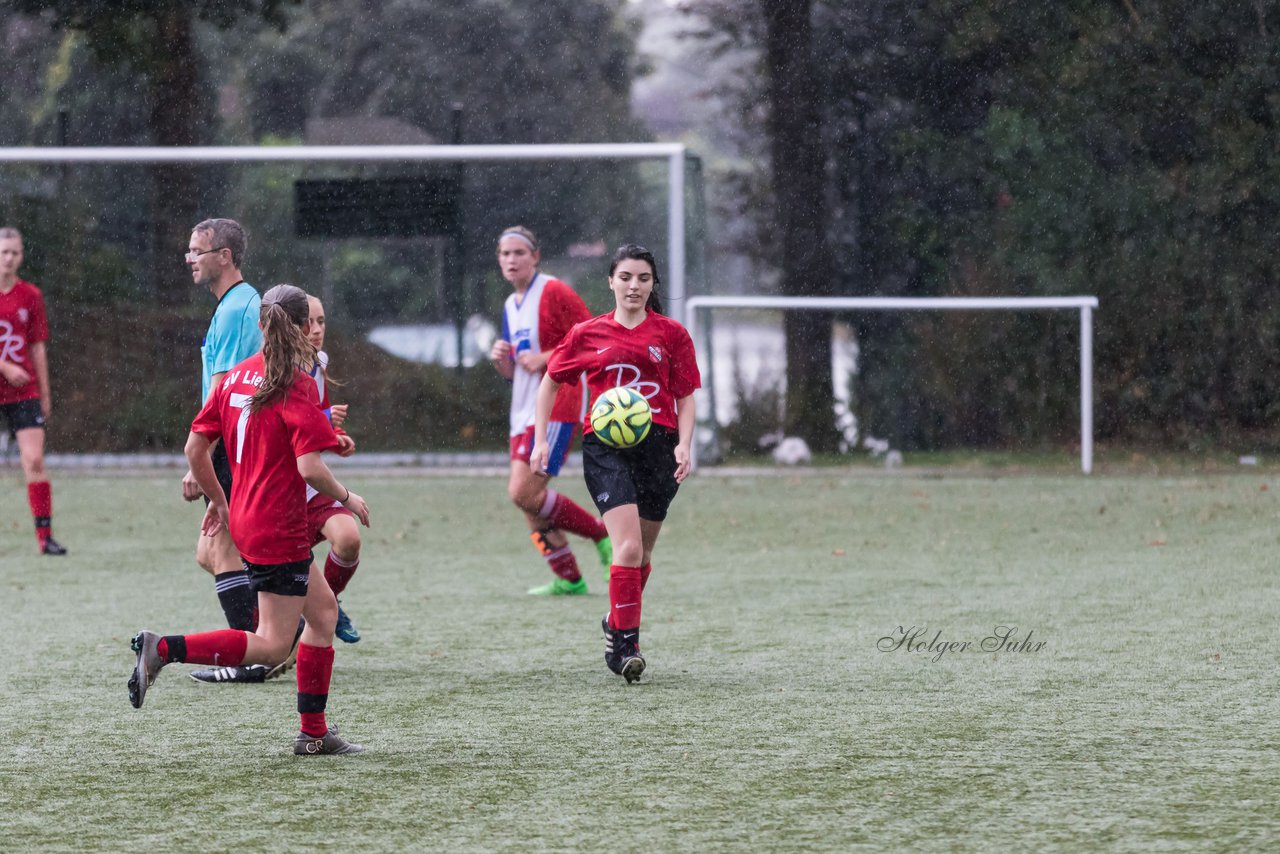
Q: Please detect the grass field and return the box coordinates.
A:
[1,469,1278,851]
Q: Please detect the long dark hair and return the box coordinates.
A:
[608,244,663,315]
[251,284,315,412]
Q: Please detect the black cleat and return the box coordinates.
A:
[41,538,68,556]
[602,615,645,681]
[189,664,269,684]
[294,726,365,756]
[128,630,164,708]
[620,650,646,683]
[602,615,622,675]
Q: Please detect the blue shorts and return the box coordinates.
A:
[510,421,576,477]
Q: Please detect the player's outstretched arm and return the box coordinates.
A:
[297,451,370,527]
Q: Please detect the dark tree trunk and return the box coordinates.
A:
[760,0,837,451]
[147,7,201,304]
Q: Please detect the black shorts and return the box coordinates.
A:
[582,426,680,522]
[203,440,234,506]
[0,399,44,437]
[243,556,312,597]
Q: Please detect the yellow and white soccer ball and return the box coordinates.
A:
[590,387,652,449]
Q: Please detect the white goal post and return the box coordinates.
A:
[686,295,1100,474]
[0,142,692,308]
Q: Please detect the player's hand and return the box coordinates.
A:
[329,403,349,428]
[490,339,512,362]
[40,397,51,420]
[529,440,550,476]
[336,433,356,457]
[201,501,229,537]
[181,469,204,501]
[1,362,31,387]
[341,490,371,527]
[515,350,546,374]
[674,445,692,483]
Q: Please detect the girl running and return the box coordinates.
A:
[489,226,610,595]
[531,245,700,683]
[128,284,371,755]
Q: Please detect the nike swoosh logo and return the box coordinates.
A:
[616,602,638,609]
[596,347,610,354]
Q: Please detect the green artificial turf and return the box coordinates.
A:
[1,471,1277,850]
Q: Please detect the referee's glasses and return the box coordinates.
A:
[185,247,226,262]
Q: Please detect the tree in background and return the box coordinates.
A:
[3,0,300,302]
[760,0,837,450]
[681,0,1280,451]
[678,0,840,450]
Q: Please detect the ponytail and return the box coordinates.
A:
[251,284,315,412]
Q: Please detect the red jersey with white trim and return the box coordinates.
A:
[191,353,340,565]
[0,279,49,406]
[546,309,700,433]
[500,274,591,435]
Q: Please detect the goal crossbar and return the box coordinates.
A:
[686,295,1100,474]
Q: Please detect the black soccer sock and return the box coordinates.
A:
[214,570,257,631]
[160,635,187,663]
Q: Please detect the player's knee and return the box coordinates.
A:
[332,533,360,562]
[22,458,45,480]
[509,484,541,513]
[194,540,214,574]
[308,598,339,635]
[613,538,644,567]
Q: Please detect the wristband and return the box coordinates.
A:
[340,488,350,504]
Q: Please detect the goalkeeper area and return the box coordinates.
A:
[1,471,1276,848]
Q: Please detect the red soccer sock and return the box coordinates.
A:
[178,629,249,665]
[640,562,652,590]
[296,643,335,737]
[540,490,608,542]
[323,551,360,596]
[28,481,52,544]
[548,546,582,583]
[608,565,643,631]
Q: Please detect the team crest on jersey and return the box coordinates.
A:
[648,345,662,363]
[18,309,28,324]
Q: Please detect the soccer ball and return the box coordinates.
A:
[590,387,652,449]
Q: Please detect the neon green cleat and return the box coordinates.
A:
[527,577,588,596]
[595,537,613,580]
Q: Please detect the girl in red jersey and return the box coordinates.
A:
[531,245,700,683]
[0,227,66,556]
[128,284,371,756]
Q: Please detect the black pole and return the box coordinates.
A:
[451,104,466,374]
